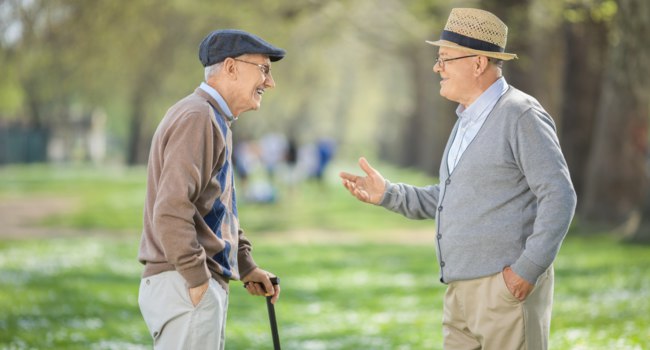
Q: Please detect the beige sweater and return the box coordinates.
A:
[138,87,257,291]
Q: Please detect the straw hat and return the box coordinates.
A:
[426,8,517,61]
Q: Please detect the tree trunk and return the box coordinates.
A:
[126,89,146,165]
[559,17,608,199]
[397,44,455,176]
[581,0,650,231]
[482,0,535,95]
[397,48,432,170]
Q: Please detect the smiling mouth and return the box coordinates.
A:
[256,88,265,96]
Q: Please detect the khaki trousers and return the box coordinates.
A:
[442,267,554,350]
[138,270,229,350]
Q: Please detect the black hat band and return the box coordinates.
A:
[440,30,505,53]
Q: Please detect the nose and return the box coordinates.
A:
[433,62,442,73]
[264,73,276,88]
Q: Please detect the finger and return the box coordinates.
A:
[516,290,525,301]
[345,181,361,196]
[339,171,358,181]
[244,282,255,295]
[358,157,378,177]
[270,284,281,304]
[262,279,274,296]
[343,180,363,197]
[354,188,370,202]
[254,283,266,296]
[247,281,264,296]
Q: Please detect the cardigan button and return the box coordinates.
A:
[438,206,443,212]
[440,261,446,267]
[445,179,451,185]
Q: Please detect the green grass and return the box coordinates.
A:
[0,162,435,233]
[1,234,648,349]
[0,164,146,230]
[0,164,649,349]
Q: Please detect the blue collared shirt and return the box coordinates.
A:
[199,82,236,122]
[447,77,508,172]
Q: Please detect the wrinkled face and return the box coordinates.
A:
[432,47,476,105]
[231,54,276,114]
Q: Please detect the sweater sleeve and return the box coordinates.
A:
[153,111,219,288]
[237,228,258,279]
[510,107,577,284]
[380,181,441,220]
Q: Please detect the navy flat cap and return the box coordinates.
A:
[198,29,286,67]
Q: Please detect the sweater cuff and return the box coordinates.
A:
[238,252,258,280]
[379,180,396,208]
[179,264,211,288]
[511,254,547,285]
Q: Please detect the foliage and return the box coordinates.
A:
[564,0,618,24]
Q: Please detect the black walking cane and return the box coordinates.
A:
[266,277,281,350]
[245,276,282,350]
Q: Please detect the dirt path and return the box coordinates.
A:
[0,196,436,244]
[258,227,436,245]
[0,195,87,239]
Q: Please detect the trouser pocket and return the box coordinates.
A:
[138,271,192,342]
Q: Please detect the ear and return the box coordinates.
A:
[474,56,489,76]
[222,57,239,80]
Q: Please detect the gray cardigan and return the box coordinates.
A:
[380,87,577,284]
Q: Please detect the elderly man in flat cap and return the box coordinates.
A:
[137,29,285,349]
[341,8,576,349]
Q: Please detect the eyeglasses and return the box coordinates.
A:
[233,58,271,77]
[434,55,477,69]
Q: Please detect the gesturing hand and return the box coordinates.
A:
[339,157,386,205]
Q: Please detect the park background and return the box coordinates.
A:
[0,0,649,349]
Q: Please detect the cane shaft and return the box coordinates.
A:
[266,295,281,350]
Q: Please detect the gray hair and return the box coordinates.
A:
[488,58,504,69]
[204,62,223,81]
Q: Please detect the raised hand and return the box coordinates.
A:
[339,157,386,205]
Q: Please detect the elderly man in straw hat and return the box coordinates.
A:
[340,8,576,349]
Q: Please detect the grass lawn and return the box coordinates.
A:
[0,163,649,349]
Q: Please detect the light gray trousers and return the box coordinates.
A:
[138,270,228,350]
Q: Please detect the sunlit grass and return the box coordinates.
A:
[0,234,648,349]
[0,161,436,233]
[0,164,649,349]
[551,235,650,349]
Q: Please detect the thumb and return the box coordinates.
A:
[358,157,379,177]
[262,275,275,296]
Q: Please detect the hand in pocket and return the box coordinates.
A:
[502,266,534,301]
[189,281,209,306]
